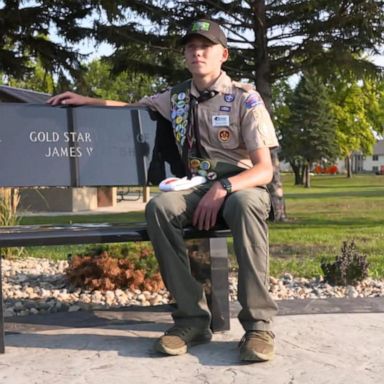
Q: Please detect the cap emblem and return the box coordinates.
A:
[191,21,210,32]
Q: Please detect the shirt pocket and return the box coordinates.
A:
[207,112,240,149]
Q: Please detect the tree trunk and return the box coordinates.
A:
[346,155,353,178]
[304,162,311,188]
[253,0,287,221]
[299,163,306,185]
[290,160,304,185]
[290,162,301,185]
[267,149,287,221]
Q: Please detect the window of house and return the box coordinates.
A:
[372,155,379,161]
[372,166,379,173]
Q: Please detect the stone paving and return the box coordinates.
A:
[2,299,384,384]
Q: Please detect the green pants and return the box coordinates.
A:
[145,184,278,331]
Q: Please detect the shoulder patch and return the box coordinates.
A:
[244,92,264,109]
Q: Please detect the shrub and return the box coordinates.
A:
[0,189,23,258]
[321,240,369,286]
[66,243,164,292]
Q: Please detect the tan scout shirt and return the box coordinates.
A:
[138,71,278,170]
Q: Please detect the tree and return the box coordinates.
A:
[82,59,165,102]
[0,0,130,84]
[5,60,55,94]
[328,75,384,177]
[280,71,339,187]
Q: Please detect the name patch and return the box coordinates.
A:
[212,115,230,127]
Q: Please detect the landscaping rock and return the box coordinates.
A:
[1,257,384,317]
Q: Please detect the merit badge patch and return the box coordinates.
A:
[218,128,231,142]
[224,93,235,103]
[212,115,230,127]
[244,93,264,109]
[207,171,218,180]
[219,106,231,112]
[177,100,185,108]
[200,160,211,170]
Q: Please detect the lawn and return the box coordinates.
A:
[18,174,384,279]
[268,173,384,278]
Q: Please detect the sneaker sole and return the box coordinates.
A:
[155,331,212,356]
[240,349,275,362]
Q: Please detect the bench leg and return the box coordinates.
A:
[142,186,150,203]
[0,256,4,353]
[188,238,230,332]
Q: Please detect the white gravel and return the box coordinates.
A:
[2,257,384,318]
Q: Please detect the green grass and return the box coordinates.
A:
[11,174,384,279]
[269,174,384,278]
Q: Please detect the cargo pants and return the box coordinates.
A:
[145,183,278,331]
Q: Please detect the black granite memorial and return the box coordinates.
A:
[0,104,156,187]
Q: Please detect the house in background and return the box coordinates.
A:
[0,85,116,212]
[336,140,384,174]
[278,139,384,175]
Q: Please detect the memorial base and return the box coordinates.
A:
[18,187,117,213]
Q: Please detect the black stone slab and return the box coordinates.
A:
[0,104,157,187]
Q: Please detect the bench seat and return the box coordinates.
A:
[0,223,232,247]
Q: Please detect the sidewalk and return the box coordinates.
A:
[9,198,384,383]
[2,298,384,384]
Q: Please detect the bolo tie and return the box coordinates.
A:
[183,89,218,178]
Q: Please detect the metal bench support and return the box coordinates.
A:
[189,237,230,332]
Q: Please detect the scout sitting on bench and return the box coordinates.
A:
[48,18,279,362]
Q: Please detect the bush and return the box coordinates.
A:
[0,189,23,258]
[321,240,369,286]
[66,243,164,292]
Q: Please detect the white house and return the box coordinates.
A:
[336,140,384,174]
[278,140,384,174]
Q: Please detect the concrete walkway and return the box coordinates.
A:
[9,198,384,382]
[2,298,384,384]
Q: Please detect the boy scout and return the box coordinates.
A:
[48,19,279,362]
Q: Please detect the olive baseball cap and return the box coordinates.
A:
[180,19,227,48]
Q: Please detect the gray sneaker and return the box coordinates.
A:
[155,326,213,356]
[239,330,275,362]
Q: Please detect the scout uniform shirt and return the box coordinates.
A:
[137,71,279,177]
